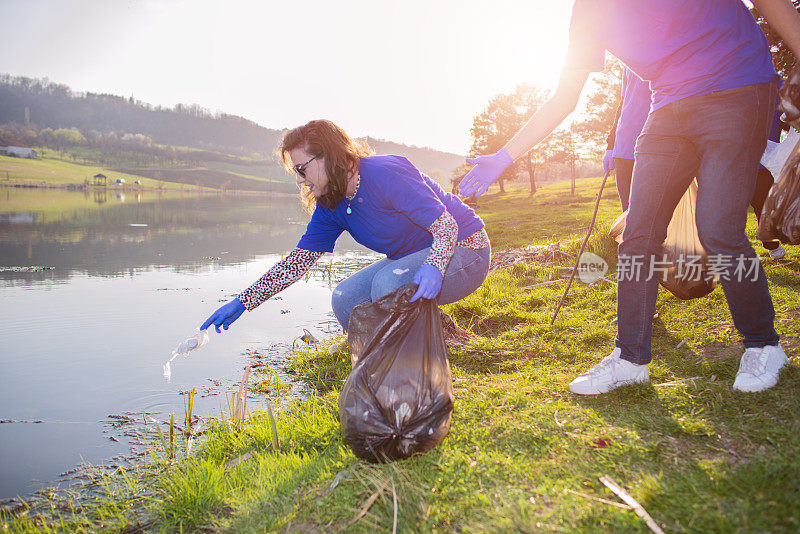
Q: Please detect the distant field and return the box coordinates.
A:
[0,154,205,191]
[117,165,294,192]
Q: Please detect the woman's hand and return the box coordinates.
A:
[201,298,246,333]
[410,264,443,302]
[458,148,514,198]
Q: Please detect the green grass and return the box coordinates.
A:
[0,153,209,190]
[4,175,800,533]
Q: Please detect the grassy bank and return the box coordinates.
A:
[4,176,800,533]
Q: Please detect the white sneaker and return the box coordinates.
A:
[733,344,788,392]
[768,246,786,260]
[569,348,649,395]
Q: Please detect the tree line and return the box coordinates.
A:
[0,74,276,157]
[465,4,795,198]
[464,60,622,197]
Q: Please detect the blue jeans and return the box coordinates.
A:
[331,246,491,329]
[616,82,780,365]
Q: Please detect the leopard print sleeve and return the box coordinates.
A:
[424,210,458,275]
[237,248,323,311]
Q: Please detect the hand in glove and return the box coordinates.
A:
[603,149,615,174]
[410,264,443,302]
[201,297,245,333]
[458,148,514,198]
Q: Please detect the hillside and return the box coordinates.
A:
[0,74,465,190]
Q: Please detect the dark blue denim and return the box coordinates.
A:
[616,82,780,364]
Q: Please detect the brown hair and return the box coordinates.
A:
[280,119,373,212]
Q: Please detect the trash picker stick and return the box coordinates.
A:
[550,170,611,326]
[599,476,665,534]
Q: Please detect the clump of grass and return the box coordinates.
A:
[285,339,351,393]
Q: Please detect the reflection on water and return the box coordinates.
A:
[0,188,314,280]
[0,188,373,499]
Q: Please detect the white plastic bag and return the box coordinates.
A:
[761,128,800,182]
[163,327,209,381]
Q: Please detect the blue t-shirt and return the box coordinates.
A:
[613,67,651,160]
[297,155,484,259]
[566,0,778,112]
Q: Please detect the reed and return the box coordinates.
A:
[226,367,252,431]
[183,387,196,436]
[265,400,280,452]
[168,413,175,462]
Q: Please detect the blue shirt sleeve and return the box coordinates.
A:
[378,157,446,230]
[296,205,344,253]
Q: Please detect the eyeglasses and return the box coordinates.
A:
[293,153,321,178]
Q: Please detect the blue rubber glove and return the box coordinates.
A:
[458,148,514,198]
[410,264,443,302]
[603,150,615,174]
[201,297,246,333]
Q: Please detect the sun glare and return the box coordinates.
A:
[0,0,576,153]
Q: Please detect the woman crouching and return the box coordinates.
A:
[201,119,491,333]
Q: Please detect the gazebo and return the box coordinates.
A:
[92,173,107,186]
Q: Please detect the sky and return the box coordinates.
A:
[0,0,575,155]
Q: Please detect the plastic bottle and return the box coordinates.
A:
[163,328,209,381]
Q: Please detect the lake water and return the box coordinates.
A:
[0,187,374,500]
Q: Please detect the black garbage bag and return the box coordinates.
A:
[339,284,454,462]
[759,64,800,244]
[757,136,800,244]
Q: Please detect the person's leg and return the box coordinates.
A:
[613,158,634,212]
[615,107,700,365]
[437,247,491,304]
[370,246,491,303]
[570,109,699,395]
[750,167,782,251]
[369,248,429,301]
[687,82,786,392]
[333,244,491,331]
[690,83,779,349]
[750,167,773,219]
[331,257,391,330]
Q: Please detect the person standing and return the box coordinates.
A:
[460,0,800,394]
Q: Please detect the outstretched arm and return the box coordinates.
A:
[459,68,591,198]
[505,68,592,160]
[201,248,322,332]
[237,248,323,310]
